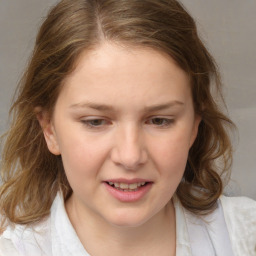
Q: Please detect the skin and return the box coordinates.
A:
[40,42,201,256]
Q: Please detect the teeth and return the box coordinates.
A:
[108,182,147,190]
[129,183,138,189]
[120,183,129,189]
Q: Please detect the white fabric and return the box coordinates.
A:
[184,200,234,256]
[0,194,255,256]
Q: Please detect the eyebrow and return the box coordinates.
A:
[69,102,114,111]
[144,101,184,112]
[69,100,184,112]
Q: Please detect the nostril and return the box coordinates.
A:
[110,135,148,169]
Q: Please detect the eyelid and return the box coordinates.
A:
[80,117,112,129]
[79,116,175,130]
[145,116,175,127]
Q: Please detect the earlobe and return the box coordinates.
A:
[35,107,61,155]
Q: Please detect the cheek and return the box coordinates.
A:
[57,131,108,185]
[149,130,191,175]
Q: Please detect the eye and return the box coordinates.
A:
[81,118,111,129]
[146,117,174,127]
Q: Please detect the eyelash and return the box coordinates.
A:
[81,119,110,129]
[80,117,174,129]
[146,117,175,127]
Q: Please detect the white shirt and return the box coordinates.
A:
[0,193,255,256]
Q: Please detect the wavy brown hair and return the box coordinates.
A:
[0,0,234,230]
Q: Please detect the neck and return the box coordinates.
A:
[65,196,176,256]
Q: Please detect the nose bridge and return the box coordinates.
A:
[111,122,147,169]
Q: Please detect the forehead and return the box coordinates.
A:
[58,42,192,109]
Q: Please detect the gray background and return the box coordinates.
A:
[0,1,255,199]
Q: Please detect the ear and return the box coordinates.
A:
[35,107,60,155]
[189,114,201,148]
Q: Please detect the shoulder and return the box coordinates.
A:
[220,195,256,225]
[0,193,70,256]
[220,195,256,255]
[0,216,51,256]
[220,194,256,211]
[0,233,19,256]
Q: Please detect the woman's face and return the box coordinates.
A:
[42,42,200,227]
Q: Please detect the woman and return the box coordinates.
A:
[0,0,255,255]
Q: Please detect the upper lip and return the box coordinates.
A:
[104,178,152,184]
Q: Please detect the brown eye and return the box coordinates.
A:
[81,119,109,128]
[88,119,105,126]
[147,117,174,127]
[152,118,165,125]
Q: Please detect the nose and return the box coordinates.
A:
[110,124,148,170]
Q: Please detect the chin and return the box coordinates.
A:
[104,209,154,228]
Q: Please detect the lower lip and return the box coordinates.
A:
[104,182,152,202]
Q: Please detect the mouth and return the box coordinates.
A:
[103,178,153,202]
[103,179,153,202]
[105,181,150,192]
